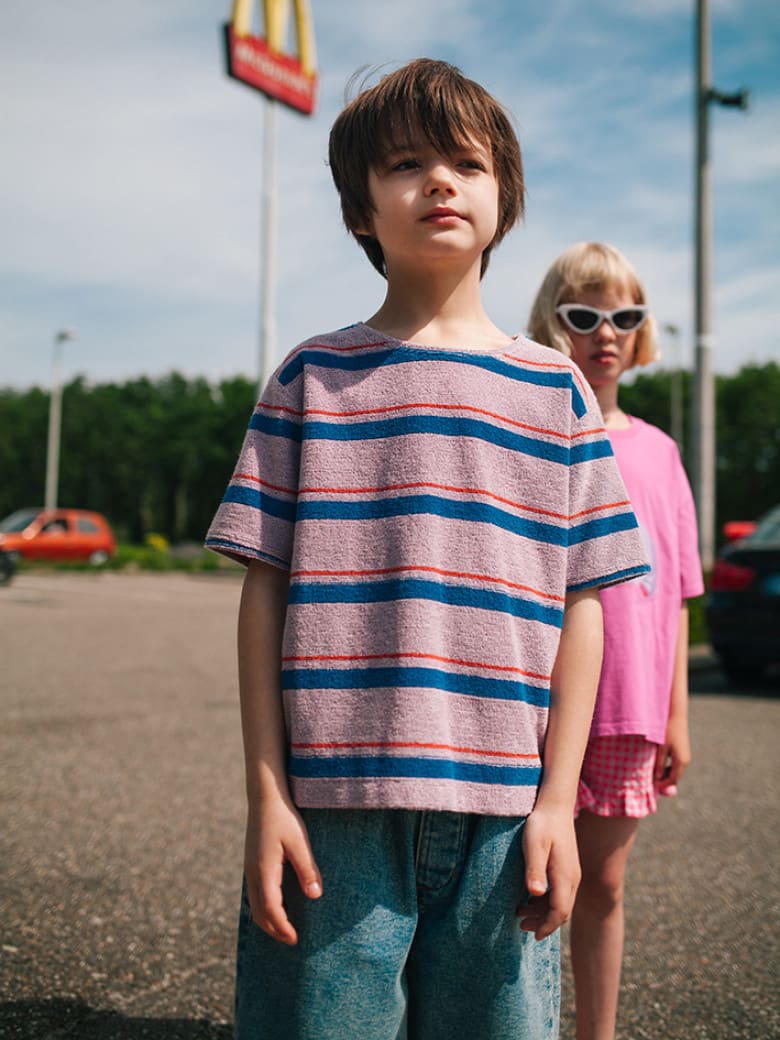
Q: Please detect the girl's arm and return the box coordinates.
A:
[518,587,603,940]
[238,560,322,946]
[655,603,692,789]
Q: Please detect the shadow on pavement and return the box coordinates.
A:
[0,997,231,1040]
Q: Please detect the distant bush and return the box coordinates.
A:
[16,544,238,576]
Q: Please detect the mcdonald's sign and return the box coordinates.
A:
[223,0,318,115]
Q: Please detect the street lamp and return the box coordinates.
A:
[44,328,76,511]
[663,323,683,454]
[692,0,749,569]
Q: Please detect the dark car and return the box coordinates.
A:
[706,504,780,683]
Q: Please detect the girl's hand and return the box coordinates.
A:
[244,796,322,946]
[655,714,692,790]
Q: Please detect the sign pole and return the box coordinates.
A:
[259,96,277,398]
[222,0,318,397]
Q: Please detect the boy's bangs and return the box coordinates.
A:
[373,79,493,161]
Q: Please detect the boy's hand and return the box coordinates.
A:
[244,796,322,946]
[516,805,581,940]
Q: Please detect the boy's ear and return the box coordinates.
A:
[352,216,375,237]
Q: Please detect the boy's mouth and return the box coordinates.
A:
[422,206,462,221]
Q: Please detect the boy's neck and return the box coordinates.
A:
[365,262,511,350]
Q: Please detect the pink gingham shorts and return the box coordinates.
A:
[575,734,678,819]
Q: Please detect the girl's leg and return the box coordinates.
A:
[570,811,639,1040]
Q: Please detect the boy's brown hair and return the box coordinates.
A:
[329,58,525,278]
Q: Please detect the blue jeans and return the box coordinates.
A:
[234,808,560,1040]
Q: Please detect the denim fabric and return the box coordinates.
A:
[234,809,560,1040]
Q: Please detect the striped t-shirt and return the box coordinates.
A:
[206,323,650,816]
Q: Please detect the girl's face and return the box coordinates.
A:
[561,283,641,390]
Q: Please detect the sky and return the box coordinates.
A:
[2,0,778,392]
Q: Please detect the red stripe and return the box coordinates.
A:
[290,563,565,603]
[257,398,605,441]
[501,350,591,400]
[232,472,630,523]
[282,649,550,682]
[291,739,540,760]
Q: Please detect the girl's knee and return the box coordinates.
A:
[576,868,625,916]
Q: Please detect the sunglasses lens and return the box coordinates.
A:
[565,308,599,332]
[613,309,645,331]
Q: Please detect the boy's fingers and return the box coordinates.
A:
[287,834,323,900]
[253,873,298,945]
[524,844,549,900]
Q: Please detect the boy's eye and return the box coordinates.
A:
[457,157,487,171]
[392,158,420,171]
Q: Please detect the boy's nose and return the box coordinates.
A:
[424,162,456,195]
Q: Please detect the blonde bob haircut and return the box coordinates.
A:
[527,242,659,367]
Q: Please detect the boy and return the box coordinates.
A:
[207,59,649,1040]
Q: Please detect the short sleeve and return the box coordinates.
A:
[565,381,651,591]
[205,362,302,569]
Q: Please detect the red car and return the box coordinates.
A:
[0,508,116,568]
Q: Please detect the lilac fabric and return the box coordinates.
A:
[206,324,650,815]
[590,418,705,744]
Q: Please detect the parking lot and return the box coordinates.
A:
[1,573,778,1039]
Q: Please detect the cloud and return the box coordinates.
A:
[1,0,777,390]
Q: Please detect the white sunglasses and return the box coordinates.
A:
[556,304,649,335]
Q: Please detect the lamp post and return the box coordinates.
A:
[664,323,683,454]
[692,0,749,568]
[44,329,75,511]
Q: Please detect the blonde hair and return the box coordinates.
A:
[527,242,659,367]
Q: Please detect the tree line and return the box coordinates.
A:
[1,363,778,545]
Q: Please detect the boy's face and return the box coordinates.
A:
[357,134,499,277]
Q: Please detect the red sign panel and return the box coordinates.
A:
[223,24,317,115]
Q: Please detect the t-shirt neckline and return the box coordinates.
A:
[355,321,520,356]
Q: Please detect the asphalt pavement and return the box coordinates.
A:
[1,573,778,1039]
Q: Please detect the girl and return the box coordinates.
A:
[528,242,704,1040]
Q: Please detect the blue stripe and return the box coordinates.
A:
[205,537,288,568]
[249,408,613,465]
[222,485,297,521]
[302,415,578,463]
[288,577,564,628]
[223,485,638,551]
[278,346,587,418]
[289,754,542,787]
[568,564,651,592]
[283,665,549,706]
[568,512,640,544]
[248,414,302,441]
[570,438,616,464]
[296,494,568,543]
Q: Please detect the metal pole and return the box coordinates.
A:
[259,96,277,399]
[692,0,715,569]
[44,329,74,511]
[664,324,683,454]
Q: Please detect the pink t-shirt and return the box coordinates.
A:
[592,418,704,743]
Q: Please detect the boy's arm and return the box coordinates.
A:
[654,603,692,789]
[518,586,603,940]
[238,560,322,946]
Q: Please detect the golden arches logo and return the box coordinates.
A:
[224,0,318,114]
